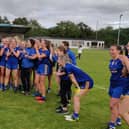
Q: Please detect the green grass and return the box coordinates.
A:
[0,49,128,129]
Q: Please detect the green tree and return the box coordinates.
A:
[48,21,80,38]
[77,22,94,39]
[29,19,41,29]
[12,17,29,25]
[98,26,117,47]
[0,16,10,24]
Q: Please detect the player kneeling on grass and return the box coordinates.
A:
[58,56,94,121]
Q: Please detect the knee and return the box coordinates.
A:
[74,96,80,101]
[119,110,123,116]
[34,80,38,85]
[1,71,5,76]
[110,103,115,110]
[5,74,10,79]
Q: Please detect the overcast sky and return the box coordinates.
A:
[0,0,129,30]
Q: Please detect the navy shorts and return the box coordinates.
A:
[0,61,6,67]
[78,80,94,89]
[36,64,51,76]
[6,63,19,70]
[109,86,123,98]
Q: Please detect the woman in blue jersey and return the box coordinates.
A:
[4,38,20,92]
[119,49,129,126]
[0,37,9,90]
[107,45,129,129]
[119,79,129,125]
[35,39,51,103]
[20,40,36,95]
[57,56,94,121]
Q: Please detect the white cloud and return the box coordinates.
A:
[0,0,129,29]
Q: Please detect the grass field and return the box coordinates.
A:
[0,49,128,129]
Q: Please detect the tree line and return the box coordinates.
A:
[0,16,129,47]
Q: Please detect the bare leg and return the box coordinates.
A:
[34,73,40,92]
[0,67,5,86]
[110,98,120,123]
[12,69,18,87]
[119,97,129,125]
[40,75,46,97]
[48,74,52,89]
[4,68,11,88]
[73,82,90,114]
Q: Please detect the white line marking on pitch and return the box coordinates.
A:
[95,85,107,90]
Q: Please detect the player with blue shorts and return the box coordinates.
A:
[0,37,9,90]
[107,45,129,129]
[34,39,51,103]
[58,57,94,121]
[119,75,129,126]
[4,38,20,92]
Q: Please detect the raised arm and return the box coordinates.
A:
[0,47,6,56]
[12,49,20,58]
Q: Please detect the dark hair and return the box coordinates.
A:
[58,45,67,54]
[111,45,123,55]
[28,39,35,47]
[62,41,69,47]
[51,43,54,48]
[125,46,128,56]
[44,40,51,50]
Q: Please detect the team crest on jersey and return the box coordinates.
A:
[112,60,117,65]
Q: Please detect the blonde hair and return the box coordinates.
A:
[58,54,72,64]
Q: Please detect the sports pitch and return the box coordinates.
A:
[0,49,128,129]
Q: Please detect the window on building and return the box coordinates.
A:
[87,42,89,47]
[92,42,97,47]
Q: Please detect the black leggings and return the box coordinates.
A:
[21,68,31,92]
[78,53,81,59]
[60,79,72,107]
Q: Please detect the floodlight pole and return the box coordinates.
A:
[117,14,123,46]
[96,20,99,41]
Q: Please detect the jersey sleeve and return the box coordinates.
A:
[68,51,76,65]
[65,63,72,75]
[31,49,36,56]
[43,50,50,58]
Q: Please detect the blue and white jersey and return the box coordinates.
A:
[109,58,128,87]
[6,47,19,65]
[64,63,93,83]
[21,47,36,68]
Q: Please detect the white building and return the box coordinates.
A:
[44,38,105,49]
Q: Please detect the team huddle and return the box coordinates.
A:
[0,37,129,127]
[0,37,93,121]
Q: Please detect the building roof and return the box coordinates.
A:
[0,24,31,34]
